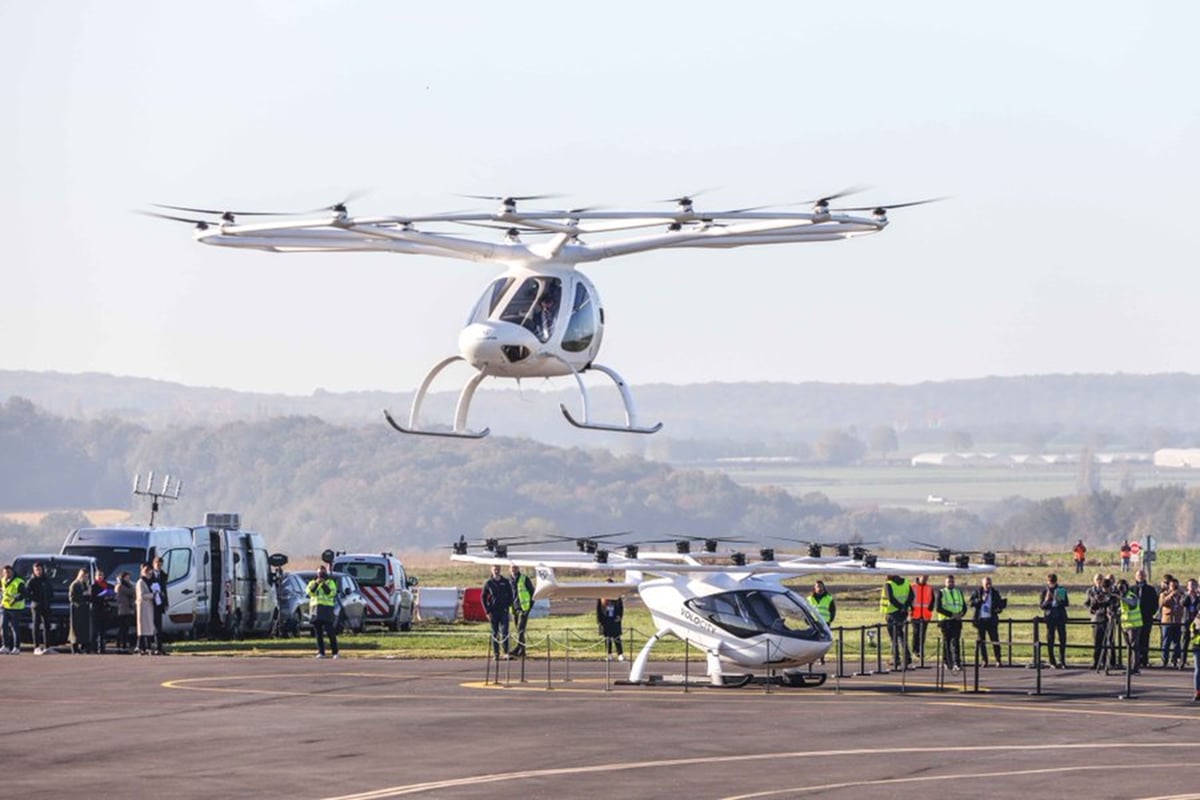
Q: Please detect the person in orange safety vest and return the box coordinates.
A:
[910,575,934,660]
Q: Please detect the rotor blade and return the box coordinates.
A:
[135,209,212,226]
[303,189,372,214]
[149,203,293,217]
[836,197,948,212]
[809,185,871,206]
[655,187,717,205]
[457,193,564,203]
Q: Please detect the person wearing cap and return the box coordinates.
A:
[26,562,53,654]
[306,565,340,659]
[1,564,26,654]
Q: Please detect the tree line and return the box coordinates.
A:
[1,396,1198,560]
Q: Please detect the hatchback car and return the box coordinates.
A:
[277,570,366,635]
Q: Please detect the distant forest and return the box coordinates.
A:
[2,392,1199,561]
[4,370,1200,457]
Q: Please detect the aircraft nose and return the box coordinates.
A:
[459,322,537,369]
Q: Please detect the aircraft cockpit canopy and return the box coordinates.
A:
[467,275,599,351]
[686,589,827,640]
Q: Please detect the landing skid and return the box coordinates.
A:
[383,409,489,439]
[618,672,826,689]
[558,362,662,435]
[384,355,662,439]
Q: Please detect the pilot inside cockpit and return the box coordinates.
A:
[526,287,560,343]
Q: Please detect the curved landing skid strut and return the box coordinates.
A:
[558,362,662,435]
[384,356,662,439]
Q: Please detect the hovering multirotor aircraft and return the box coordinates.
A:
[451,536,993,687]
[144,190,937,438]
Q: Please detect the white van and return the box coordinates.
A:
[331,552,416,631]
[60,512,278,638]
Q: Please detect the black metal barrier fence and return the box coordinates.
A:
[478,618,1193,697]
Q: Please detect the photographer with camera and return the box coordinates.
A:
[306,565,339,659]
[1085,573,1119,670]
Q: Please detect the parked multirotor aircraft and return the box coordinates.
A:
[145,191,937,438]
[452,539,993,687]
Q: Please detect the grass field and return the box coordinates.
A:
[704,462,1200,511]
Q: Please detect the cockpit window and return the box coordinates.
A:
[686,589,825,640]
[561,281,597,353]
[499,276,562,343]
[467,277,514,325]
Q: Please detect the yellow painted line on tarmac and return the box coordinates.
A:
[319,744,1200,799]
[723,762,1186,799]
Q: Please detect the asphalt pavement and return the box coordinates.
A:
[2,652,1199,799]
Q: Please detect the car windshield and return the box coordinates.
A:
[339,562,384,587]
[12,558,94,593]
[60,546,146,582]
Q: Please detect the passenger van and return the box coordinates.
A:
[59,512,278,638]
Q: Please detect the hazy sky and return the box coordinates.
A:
[3,2,1198,396]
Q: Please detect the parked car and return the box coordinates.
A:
[9,554,101,647]
[331,553,417,631]
[278,571,366,635]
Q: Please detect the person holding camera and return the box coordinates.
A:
[1085,573,1118,670]
[306,565,339,659]
[970,576,1006,666]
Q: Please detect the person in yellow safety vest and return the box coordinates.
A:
[809,580,836,626]
[935,574,966,672]
[1,564,27,654]
[509,564,535,658]
[909,575,933,661]
[1190,614,1200,702]
[880,575,913,670]
[306,565,340,659]
[1117,578,1142,675]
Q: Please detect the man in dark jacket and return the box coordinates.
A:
[25,562,53,654]
[970,576,1006,667]
[1132,569,1159,668]
[1039,573,1070,668]
[150,556,169,654]
[481,565,514,659]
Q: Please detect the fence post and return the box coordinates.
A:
[1031,641,1042,696]
[564,629,572,683]
[836,627,846,679]
[684,637,690,693]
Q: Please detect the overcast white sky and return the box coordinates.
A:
[2,2,1197,396]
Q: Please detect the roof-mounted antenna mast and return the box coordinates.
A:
[132,471,182,526]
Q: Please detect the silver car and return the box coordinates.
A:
[277,571,366,635]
